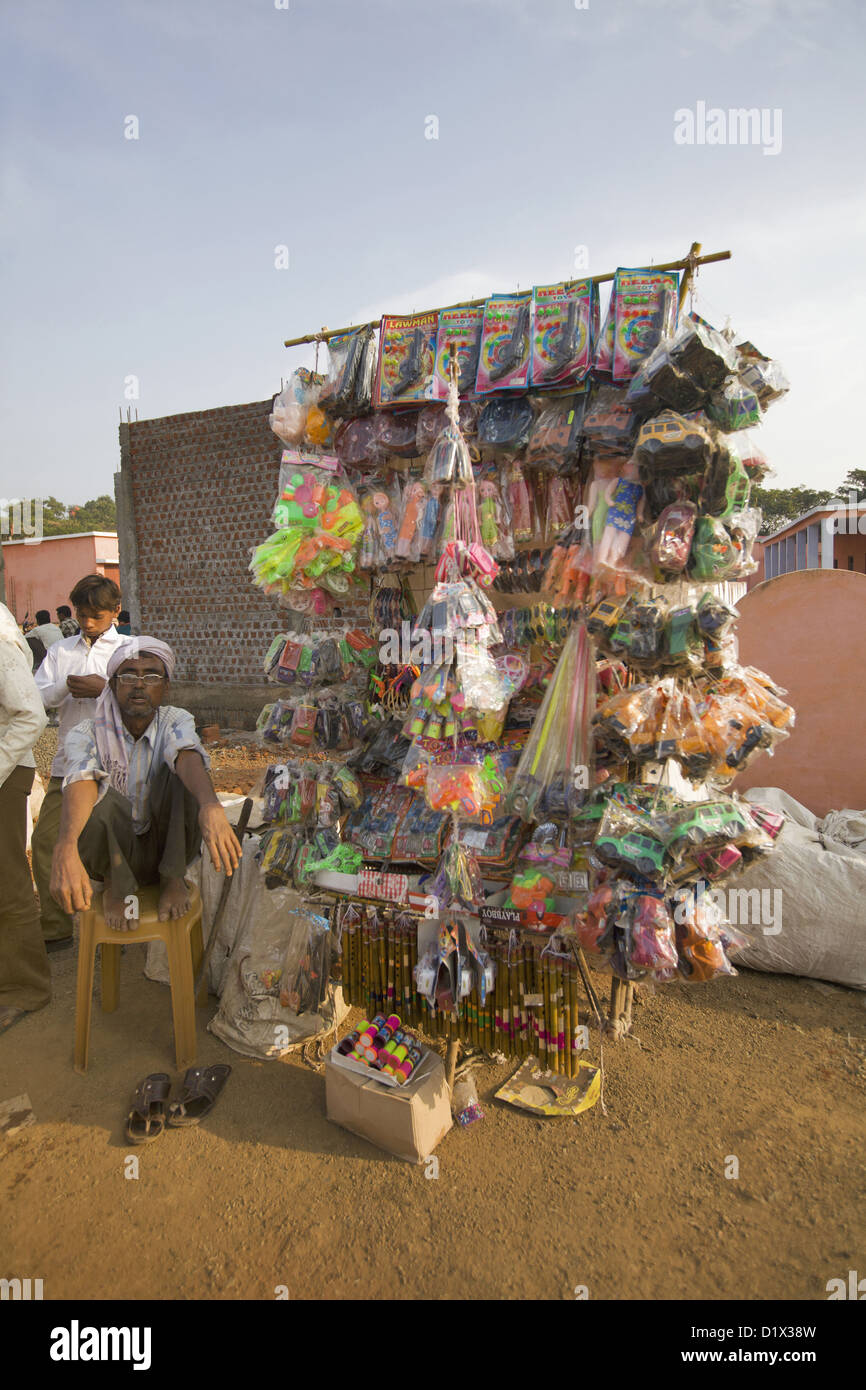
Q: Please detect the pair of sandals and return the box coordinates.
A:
[125,1065,231,1145]
[494,550,548,593]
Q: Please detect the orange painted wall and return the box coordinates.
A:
[2,533,120,623]
[734,569,866,816]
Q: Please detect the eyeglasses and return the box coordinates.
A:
[114,673,165,687]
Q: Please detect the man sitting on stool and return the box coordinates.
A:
[49,638,240,929]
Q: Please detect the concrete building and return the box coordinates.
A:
[1,531,120,624]
[759,500,866,581]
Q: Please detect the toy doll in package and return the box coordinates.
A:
[433,304,485,399]
[475,292,532,393]
[611,268,679,382]
[374,311,439,407]
[530,280,597,387]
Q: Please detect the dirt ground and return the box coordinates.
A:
[5,735,864,1301]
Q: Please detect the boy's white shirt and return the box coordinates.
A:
[35,626,124,778]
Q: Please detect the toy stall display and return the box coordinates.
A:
[247,242,792,1076]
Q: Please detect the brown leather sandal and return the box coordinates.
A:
[125,1073,171,1144]
[166,1064,232,1128]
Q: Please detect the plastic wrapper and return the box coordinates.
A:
[423,761,503,824]
[530,279,596,387]
[269,369,323,447]
[525,394,586,473]
[543,475,574,542]
[671,888,737,982]
[625,891,678,974]
[593,682,665,763]
[416,400,480,453]
[592,288,615,375]
[278,908,331,1014]
[357,479,401,570]
[582,385,639,455]
[730,431,772,485]
[303,402,333,449]
[669,314,738,392]
[664,797,762,864]
[706,378,763,433]
[727,507,761,575]
[475,292,532,393]
[428,842,485,912]
[594,801,668,882]
[478,474,513,561]
[701,443,751,518]
[735,341,790,407]
[319,326,376,418]
[251,460,363,597]
[687,515,740,581]
[507,624,595,822]
[395,478,428,562]
[648,501,697,574]
[334,416,376,468]
[634,410,714,475]
[628,341,707,414]
[372,409,423,459]
[427,418,473,484]
[477,396,534,452]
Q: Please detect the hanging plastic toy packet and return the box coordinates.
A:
[433,303,485,399]
[530,279,597,387]
[319,326,375,418]
[269,368,324,447]
[374,311,439,408]
[475,292,532,393]
[611,268,679,382]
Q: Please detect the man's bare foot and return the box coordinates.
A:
[104,887,134,932]
[158,878,190,922]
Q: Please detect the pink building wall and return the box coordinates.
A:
[734,569,866,816]
[1,533,120,623]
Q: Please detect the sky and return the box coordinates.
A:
[1,0,864,504]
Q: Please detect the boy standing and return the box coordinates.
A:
[32,574,124,947]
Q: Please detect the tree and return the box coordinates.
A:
[837,470,866,502]
[38,495,116,535]
[752,485,834,536]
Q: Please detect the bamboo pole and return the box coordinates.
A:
[283,245,731,346]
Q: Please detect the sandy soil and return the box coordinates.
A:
[8,732,864,1301]
[2,940,864,1302]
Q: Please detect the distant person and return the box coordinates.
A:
[30,610,64,649]
[117,610,132,636]
[50,637,239,929]
[56,605,79,638]
[32,574,124,949]
[0,602,51,1034]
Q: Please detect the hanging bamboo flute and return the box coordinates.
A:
[386,918,396,1013]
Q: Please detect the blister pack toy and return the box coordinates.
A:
[530,279,596,387]
[433,303,485,398]
[475,292,532,393]
[648,501,698,574]
[375,311,439,407]
[611,268,679,382]
[634,410,715,475]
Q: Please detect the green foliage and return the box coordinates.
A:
[752,485,833,536]
[40,495,116,536]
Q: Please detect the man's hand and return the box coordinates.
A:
[198,802,242,877]
[50,843,93,914]
[66,674,107,698]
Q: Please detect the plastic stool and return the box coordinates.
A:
[74,883,205,1074]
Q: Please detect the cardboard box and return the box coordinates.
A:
[325,1048,452,1164]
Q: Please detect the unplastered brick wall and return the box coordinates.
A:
[127,397,369,686]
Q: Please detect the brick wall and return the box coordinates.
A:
[124,397,369,700]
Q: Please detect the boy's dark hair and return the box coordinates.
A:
[118,609,130,623]
[69,574,121,612]
[35,609,50,624]
[57,604,72,619]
